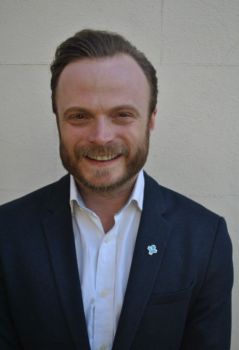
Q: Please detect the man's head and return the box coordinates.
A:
[51,29,158,194]
[50,29,158,116]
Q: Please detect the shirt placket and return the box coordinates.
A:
[93,232,116,350]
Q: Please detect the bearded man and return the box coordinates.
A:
[0,29,233,350]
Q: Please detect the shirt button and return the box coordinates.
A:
[100,289,110,298]
[99,346,108,350]
[104,235,112,243]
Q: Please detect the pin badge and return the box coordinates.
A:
[147,244,158,256]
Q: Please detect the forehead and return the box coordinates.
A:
[56,54,150,113]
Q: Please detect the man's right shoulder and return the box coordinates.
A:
[0,175,70,216]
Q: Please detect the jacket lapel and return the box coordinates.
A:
[42,176,90,350]
[113,174,171,350]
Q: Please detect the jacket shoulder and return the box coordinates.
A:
[144,172,222,222]
[0,175,69,216]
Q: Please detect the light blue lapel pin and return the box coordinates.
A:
[147,244,158,256]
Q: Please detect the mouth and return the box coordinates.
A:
[85,153,121,162]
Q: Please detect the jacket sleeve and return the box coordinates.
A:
[0,262,22,349]
[180,217,233,350]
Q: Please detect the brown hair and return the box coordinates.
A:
[50,29,158,115]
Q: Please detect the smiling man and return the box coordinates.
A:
[0,30,233,350]
[56,53,155,232]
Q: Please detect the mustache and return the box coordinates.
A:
[75,144,129,159]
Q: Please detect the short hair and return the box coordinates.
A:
[50,29,158,115]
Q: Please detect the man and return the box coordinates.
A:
[0,29,233,350]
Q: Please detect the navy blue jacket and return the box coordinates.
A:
[0,173,233,349]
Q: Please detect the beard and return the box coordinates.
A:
[59,127,150,193]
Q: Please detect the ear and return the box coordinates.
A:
[149,109,157,131]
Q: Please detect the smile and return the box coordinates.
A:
[86,154,120,161]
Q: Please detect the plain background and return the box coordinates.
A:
[0,0,238,348]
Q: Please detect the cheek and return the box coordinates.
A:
[60,126,85,147]
[126,126,148,146]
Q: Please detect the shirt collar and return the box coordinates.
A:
[69,170,145,213]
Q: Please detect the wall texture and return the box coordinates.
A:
[0,0,238,348]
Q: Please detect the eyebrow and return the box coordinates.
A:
[111,105,140,113]
[63,107,91,116]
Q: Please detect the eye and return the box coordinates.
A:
[66,112,90,125]
[112,110,137,125]
[72,113,87,119]
[114,111,134,121]
[119,112,131,118]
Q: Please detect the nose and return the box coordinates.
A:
[88,116,114,144]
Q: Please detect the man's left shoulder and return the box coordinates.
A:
[143,173,233,262]
[144,172,225,226]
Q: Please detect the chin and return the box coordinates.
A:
[75,171,134,193]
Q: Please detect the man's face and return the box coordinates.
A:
[55,54,156,193]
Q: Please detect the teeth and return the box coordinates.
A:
[88,154,118,161]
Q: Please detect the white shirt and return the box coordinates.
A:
[70,171,144,350]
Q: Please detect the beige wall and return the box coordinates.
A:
[0,1,238,348]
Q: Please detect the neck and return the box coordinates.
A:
[75,176,137,232]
